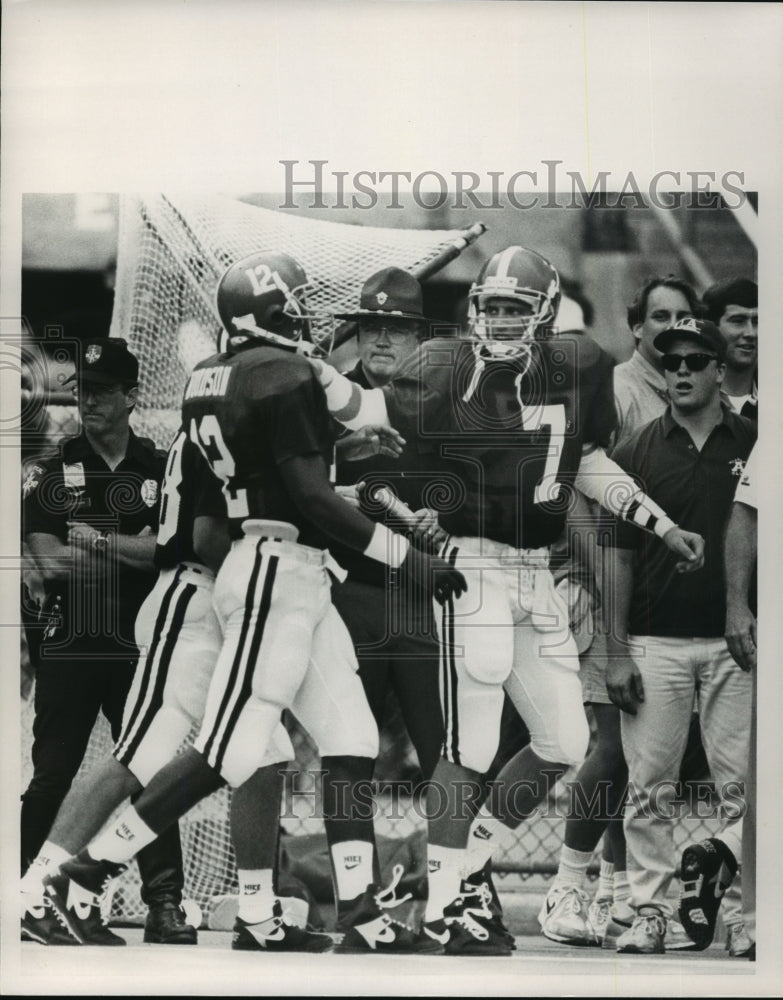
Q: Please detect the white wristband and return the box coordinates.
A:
[653,516,677,540]
[363,523,410,567]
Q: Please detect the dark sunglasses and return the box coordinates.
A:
[661,352,718,373]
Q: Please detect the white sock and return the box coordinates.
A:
[331,840,374,904]
[21,841,71,897]
[613,870,632,905]
[424,845,465,922]
[465,809,512,875]
[237,868,275,924]
[552,845,593,891]
[88,807,156,864]
[597,859,614,901]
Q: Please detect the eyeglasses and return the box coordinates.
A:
[660,353,718,373]
[359,324,418,344]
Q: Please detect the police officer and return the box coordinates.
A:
[22,338,195,945]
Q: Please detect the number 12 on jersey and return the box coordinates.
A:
[189,415,250,518]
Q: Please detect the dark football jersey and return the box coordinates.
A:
[154,430,226,570]
[180,340,337,548]
[383,336,617,549]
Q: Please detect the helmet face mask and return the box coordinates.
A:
[467,246,561,360]
[216,250,323,354]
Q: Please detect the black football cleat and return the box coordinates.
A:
[232,901,333,952]
[43,870,126,946]
[21,894,81,946]
[678,838,738,950]
[144,902,197,945]
[442,883,513,957]
[462,861,516,950]
[337,864,443,954]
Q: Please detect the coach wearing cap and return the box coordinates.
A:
[602,317,756,954]
[22,338,193,944]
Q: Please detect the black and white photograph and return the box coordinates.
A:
[2,2,782,997]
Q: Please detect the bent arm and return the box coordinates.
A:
[25,532,71,586]
[113,529,157,571]
[308,358,389,430]
[575,445,676,538]
[279,453,409,566]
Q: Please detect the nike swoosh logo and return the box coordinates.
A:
[344,862,360,870]
[249,923,286,945]
[64,881,93,921]
[424,927,449,945]
[710,863,732,899]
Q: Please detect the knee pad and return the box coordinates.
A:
[306,701,379,760]
[529,709,589,768]
[443,685,504,774]
[116,705,193,786]
[194,697,286,788]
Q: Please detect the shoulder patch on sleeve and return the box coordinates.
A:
[22,464,46,498]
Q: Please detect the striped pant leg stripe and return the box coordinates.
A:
[115,583,197,766]
[211,555,279,774]
[440,599,451,759]
[113,573,182,761]
[201,540,267,765]
[439,543,461,764]
[446,544,461,765]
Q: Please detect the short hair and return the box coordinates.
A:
[702,278,758,324]
[626,276,701,330]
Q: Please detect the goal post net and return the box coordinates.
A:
[110,193,475,448]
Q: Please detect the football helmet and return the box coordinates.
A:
[467,246,561,360]
[216,250,314,353]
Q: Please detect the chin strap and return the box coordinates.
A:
[462,350,486,403]
[462,343,533,405]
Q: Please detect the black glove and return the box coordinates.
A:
[400,545,467,606]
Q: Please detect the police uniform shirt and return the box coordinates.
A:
[606,405,757,638]
[382,336,617,550]
[23,429,165,654]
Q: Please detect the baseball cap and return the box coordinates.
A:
[653,317,727,362]
[335,267,428,324]
[65,338,140,387]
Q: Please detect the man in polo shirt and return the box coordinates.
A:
[702,278,758,421]
[604,317,756,954]
[21,337,194,944]
[613,276,701,444]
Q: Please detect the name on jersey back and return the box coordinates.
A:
[185,365,232,399]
